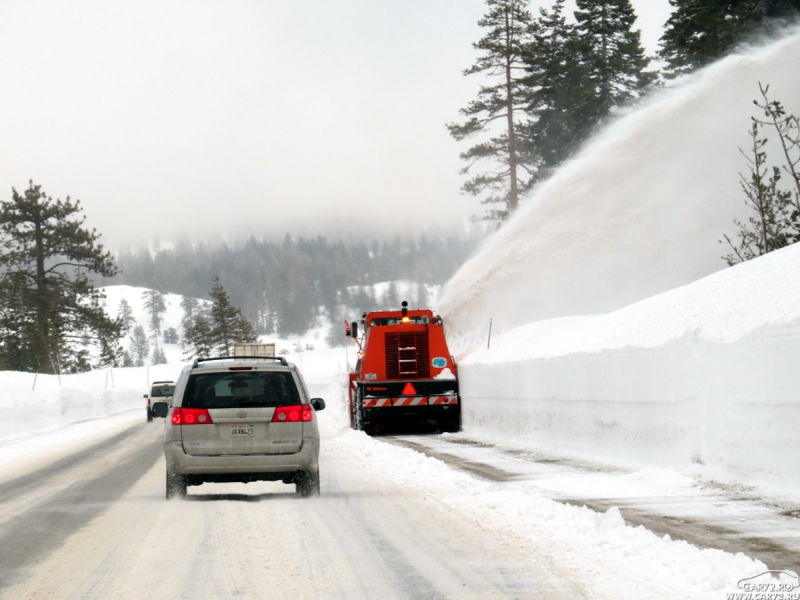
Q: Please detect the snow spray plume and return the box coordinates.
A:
[437,26,800,354]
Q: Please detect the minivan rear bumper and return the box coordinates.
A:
[165,437,319,477]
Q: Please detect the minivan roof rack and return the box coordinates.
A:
[152,380,174,384]
[191,356,289,368]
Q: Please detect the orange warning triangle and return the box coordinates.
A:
[401,382,417,396]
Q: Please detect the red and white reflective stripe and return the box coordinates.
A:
[364,396,458,407]
[392,396,427,407]
[363,397,392,408]
[429,395,458,405]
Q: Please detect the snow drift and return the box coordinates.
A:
[457,243,800,491]
[437,29,800,492]
[438,27,800,347]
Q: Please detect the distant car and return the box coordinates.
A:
[159,356,325,499]
[145,381,175,422]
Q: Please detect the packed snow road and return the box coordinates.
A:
[382,435,800,573]
[0,407,788,599]
[0,413,578,599]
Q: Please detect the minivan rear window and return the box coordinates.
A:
[183,371,300,408]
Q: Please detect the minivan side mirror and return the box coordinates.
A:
[152,403,169,418]
[310,398,326,411]
[143,394,149,399]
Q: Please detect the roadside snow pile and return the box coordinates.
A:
[431,28,800,495]
[0,316,347,443]
[0,364,182,442]
[437,27,800,349]
[457,243,800,492]
[463,242,800,363]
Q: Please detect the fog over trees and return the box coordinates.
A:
[104,233,482,339]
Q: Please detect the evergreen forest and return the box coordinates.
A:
[452,0,800,222]
[103,233,482,338]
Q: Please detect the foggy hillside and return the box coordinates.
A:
[104,233,482,338]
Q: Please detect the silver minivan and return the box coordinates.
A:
[160,356,325,499]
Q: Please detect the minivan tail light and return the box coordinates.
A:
[172,407,213,425]
[272,404,312,423]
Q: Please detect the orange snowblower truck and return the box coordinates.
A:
[347,301,460,435]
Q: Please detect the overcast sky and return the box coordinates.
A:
[0,0,672,248]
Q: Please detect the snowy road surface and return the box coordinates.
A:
[0,409,790,599]
[383,435,800,573]
[0,413,578,599]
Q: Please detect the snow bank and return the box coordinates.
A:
[458,244,800,492]
[438,27,800,349]
[0,364,183,442]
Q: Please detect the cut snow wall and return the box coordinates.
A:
[457,241,800,490]
[0,364,183,441]
[460,323,800,491]
[0,387,143,441]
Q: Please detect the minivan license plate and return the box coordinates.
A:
[231,425,254,437]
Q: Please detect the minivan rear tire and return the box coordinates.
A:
[166,471,187,499]
[297,470,320,497]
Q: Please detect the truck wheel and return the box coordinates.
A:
[355,408,374,436]
[349,387,357,429]
[147,408,153,423]
[442,418,460,433]
[297,470,320,497]
[353,388,367,432]
[166,470,187,499]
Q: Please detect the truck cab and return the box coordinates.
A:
[348,302,459,435]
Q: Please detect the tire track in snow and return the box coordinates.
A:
[0,424,143,500]
[0,423,163,591]
[382,434,800,572]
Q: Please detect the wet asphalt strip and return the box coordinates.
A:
[383,436,800,572]
[0,423,163,591]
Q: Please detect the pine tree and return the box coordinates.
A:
[182,316,215,359]
[209,277,258,356]
[151,346,167,365]
[142,289,166,341]
[0,181,121,372]
[448,0,537,221]
[660,0,800,77]
[0,271,37,371]
[117,299,135,333]
[130,324,150,366]
[163,327,179,344]
[522,0,594,175]
[180,295,202,340]
[573,0,655,126]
